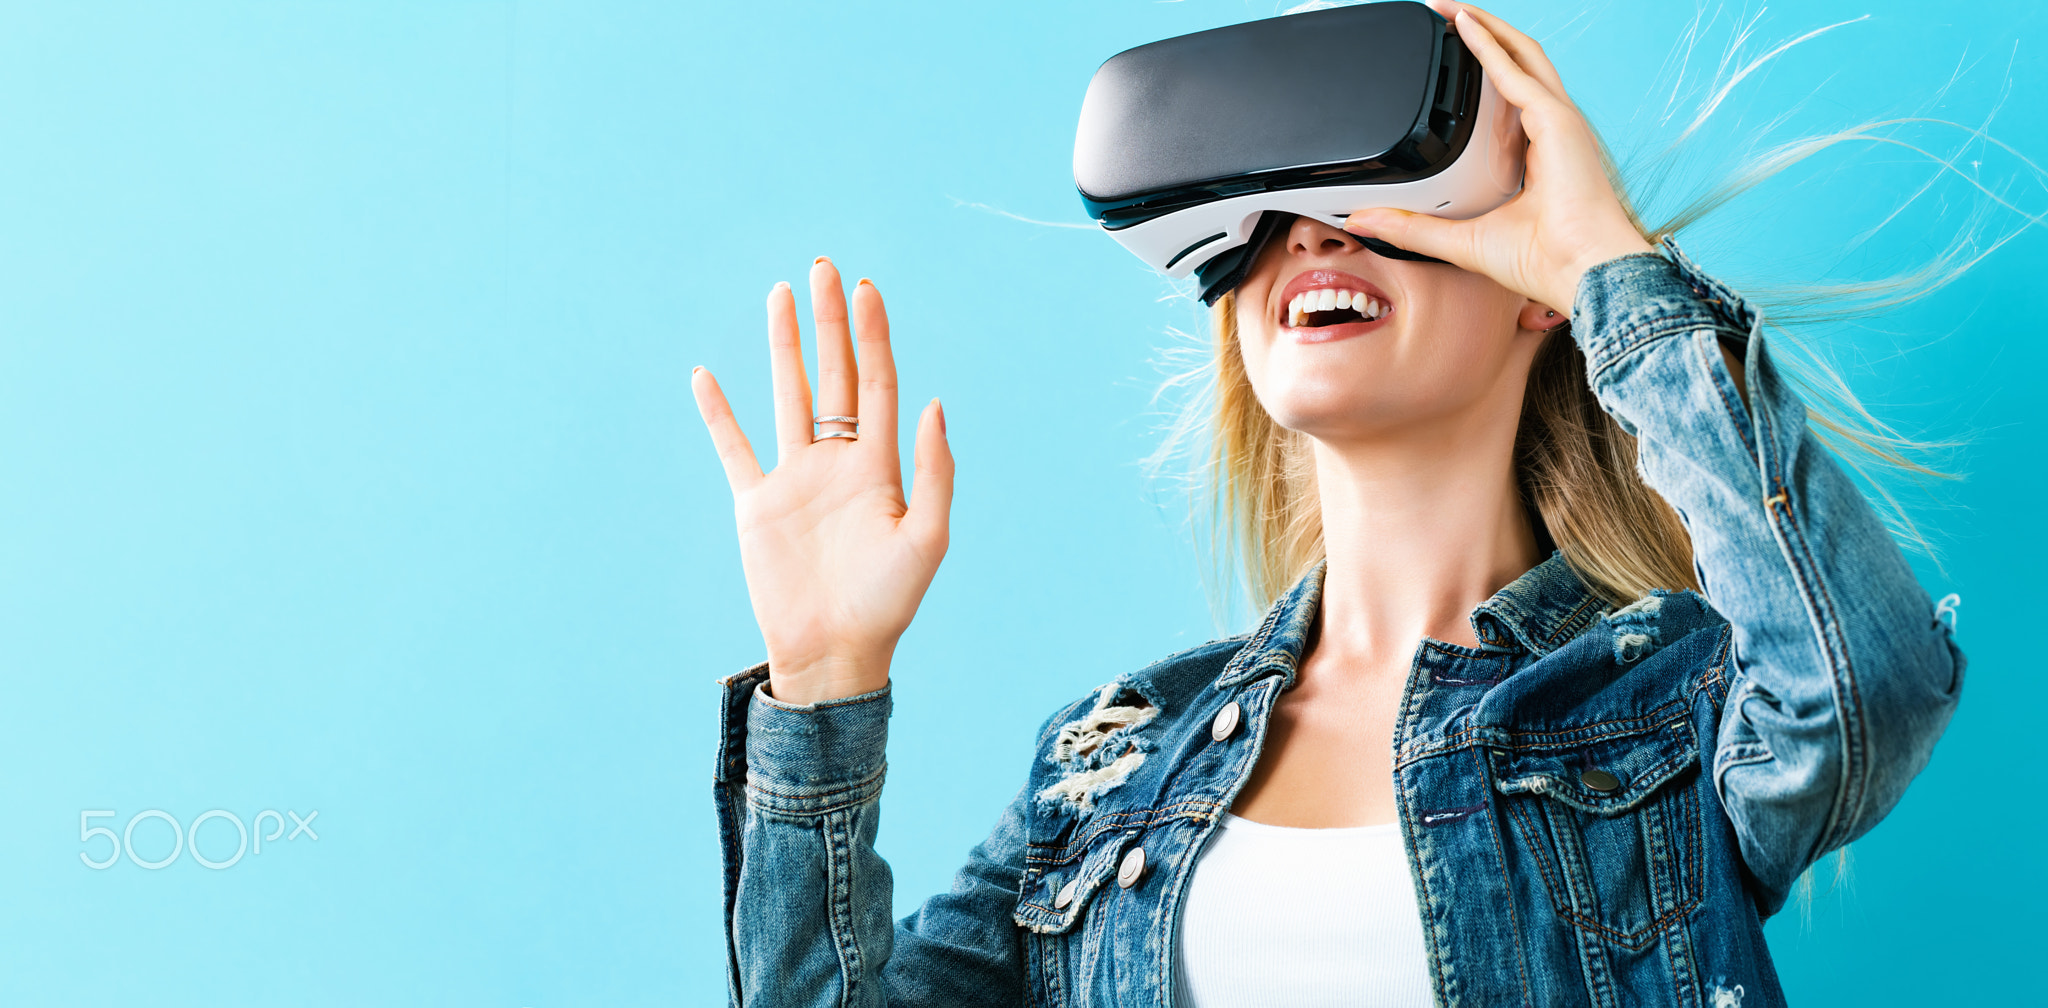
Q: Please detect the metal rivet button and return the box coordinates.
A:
[1210,702,1242,742]
[1117,846,1147,889]
[1581,768,1621,792]
[1053,876,1078,910]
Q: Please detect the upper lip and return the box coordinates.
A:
[1277,268,1394,326]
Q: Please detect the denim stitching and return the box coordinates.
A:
[1664,906,1701,1008]
[1693,628,1734,700]
[1467,746,1536,1007]
[820,809,861,1006]
[1022,799,1222,865]
[1588,313,1735,388]
[1014,831,1144,932]
[1040,932,1066,1008]
[1766,487,1866,856]
[1406,791,1454,1007]
[716,664,772,785]
[714,777,748,1004]
[1023,798,1220,840]
[1498,701,1691,742]
[1568,806,1703,948]
[746,765,888,816]
[1505,797,1567,925]
[1510,788,1708,949]
[1544,592,1611,645]
[1215,570,1306,688]
[1402,704,1692,771]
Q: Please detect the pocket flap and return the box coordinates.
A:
[1012,828,1144,935]
[1489,714,1699,815]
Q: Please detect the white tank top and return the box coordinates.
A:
[1173,814,1435,1007]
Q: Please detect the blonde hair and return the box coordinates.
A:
[1147,4,2024,921]
[1173,93,2007,619]
[1128,6,2043,619]
[1208,259,1699,612]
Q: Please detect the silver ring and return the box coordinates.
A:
[812,431,859,443]
[813,415,859,426]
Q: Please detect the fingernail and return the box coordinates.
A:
[773,280,790,291]
[857,277,875,289]
[934,398,945,435]
[813,255,831,266]
[692,365,704,374]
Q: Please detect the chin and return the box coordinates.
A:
[1258,357,1483,440]
[1259,386,1400,439]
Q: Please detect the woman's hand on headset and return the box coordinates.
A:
[691,258,953,706]
[1341,1,1655,318]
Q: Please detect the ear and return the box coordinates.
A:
[1517,300,1566,332]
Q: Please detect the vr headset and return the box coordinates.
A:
[1072,1,1526,304]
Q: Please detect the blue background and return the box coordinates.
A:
[1,1,2040,1004]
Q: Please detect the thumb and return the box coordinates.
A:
[1341,208,1472,269]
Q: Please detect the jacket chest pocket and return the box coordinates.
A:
[1014,825,1150,1005]
[1489,714,1704,950]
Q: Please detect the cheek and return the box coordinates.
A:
[1233,310,1275,384]
[1416,323,1497,370]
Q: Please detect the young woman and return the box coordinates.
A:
[690,4,1965,1006]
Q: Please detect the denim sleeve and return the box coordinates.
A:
[1570,238,1966,916]
[713,663,1028,1006]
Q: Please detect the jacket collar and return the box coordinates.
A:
[1214,549,1608,690]
[1213,557,1326,690]
[1469,550,1612,657]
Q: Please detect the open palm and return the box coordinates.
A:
[692,258,953,706]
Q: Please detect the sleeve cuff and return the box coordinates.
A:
[715,665,892,816]
[1570,236,1758,383]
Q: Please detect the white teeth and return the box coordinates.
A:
[1285,288,1391,326]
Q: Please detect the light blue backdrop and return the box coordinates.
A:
[1,1,2040,1004]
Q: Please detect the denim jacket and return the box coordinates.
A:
[711,239,1966,1007]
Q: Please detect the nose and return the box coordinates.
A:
[1284,214,1359,258]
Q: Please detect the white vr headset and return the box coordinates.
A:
[1072,1,1526,304]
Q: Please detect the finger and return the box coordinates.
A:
[850,277,899,462]
[904,398,953,556]
[690,366,765,493]
[1448,10,1571,133]
[766,280,814,463]
[1442,4,1569,102]
[1341,206,1482,272]
[809,256,859,439]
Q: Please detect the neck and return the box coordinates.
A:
[1307,405,1541,666]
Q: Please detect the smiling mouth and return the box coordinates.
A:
[1284,287,1390,330]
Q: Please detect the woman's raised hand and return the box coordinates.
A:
[1343,2,1656,317]
[691,258,953,706]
